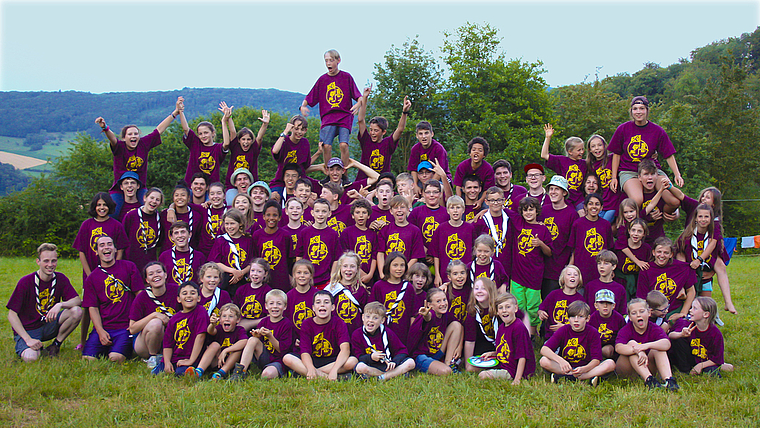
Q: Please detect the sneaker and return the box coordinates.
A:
[356,373,370,381]
[645,375,664,390]
[589,376,599,387]
[337,372,353,381]
[715,314,725,326]
[664,377,680,392]
[185,367,201,378]
[229,363,247,382]
[45,342,60,358]
[146,355,159,370]
[550,373,559,384]
[151,357,164,375]
[211,371,224,380]
[449,358,461,374]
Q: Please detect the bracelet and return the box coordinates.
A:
[697,256,704,262]
[668,183,673,190]
[402,111,409,115]
[101,126,109,133]
[172,113,177,119]
[280,132,287,138]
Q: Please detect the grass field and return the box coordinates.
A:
[0,134,78,162]
[0,256,758,427]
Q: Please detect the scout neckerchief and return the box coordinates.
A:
[171,247,194,283]
[145,287,173,317]
[475,306,499,344]
[206,206,226,239]
[385,281,408,324]
[206,287,221,316]
[502,184,514,209]
[34,272,56,322]
[99,264,131,293]
[483,210,508,256]
[363,324,391,360]
[529,191,548,207]
[470,260,494,284]
[330,282,361,312]
[222,233,241,270]
[138,207,161,251]
[692,230,710,268]
[178,206,193,232]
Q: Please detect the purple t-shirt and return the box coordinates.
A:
[539,204,577,281]
[199,206,227,257]
[377,222,425,262]
[208,234,254,271]
[304,70,362,130]
[296,226,340,285]
[129,284,180,322]
[406,140,451,181]
[110,129,161,190]
[326,203,354,235]
[159,205,203,253]
[251,228,292,292]
[158,248,206,288]
[340,226,377,276]
[544,324,603,368]
[636,260,696,313]
[585,279,627,315]
[73,218,129,277]
[117,201,142,223]
[299,315,350,358]
[592,154,622,213]
[82,260,141,330]
[447,285,471,325]
[538,289,586,339]
[508,217,552,290]
[270,136,311,188]
[212,325,248,349]
[257,315,294,363]
[408,312,451,358]
[463,307,498,345]
[371,280,413,344]
[588,310,627,346]
[672,318,725,366]
[453,159,495,191]
[493,319,536,379]
[369,205,392,229]
[608,121,676,173]
[408,205,450,247]
[567,216,613,284]
[285,287,317,333]
[616,320,668,346]
[356,133,398,181]
[199,288,232,319]
[234,283,272,321]
[122,208,162,273]
[351,325,408,360]
[282,223,306,256]
[183,129,226,185]
[615,241,652,276]
[162,305,209,366]
[225,136,262,187]
[329,284,369,335]
[546,154,587,207]
[7,272,78,334]
[641,190,667,245]
[464,204,481,223]
[474,212,512,272]
[467,260,509,290]
[430,221,475,283]
[503,184,528,212]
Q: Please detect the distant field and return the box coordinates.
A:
[0,151,48,170]
[0,133,78,161]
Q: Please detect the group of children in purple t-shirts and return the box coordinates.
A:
[7,52,737,390]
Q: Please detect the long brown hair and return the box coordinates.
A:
[466,277,498,318]
[676,204,715,256]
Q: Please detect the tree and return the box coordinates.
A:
[439,22,553,170]
[552,79,629,143]
[370,36,444,174]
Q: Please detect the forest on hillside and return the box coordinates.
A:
[0,23,758,256]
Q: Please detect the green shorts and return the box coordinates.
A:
[619,169,668,188]
[510,281,541,327]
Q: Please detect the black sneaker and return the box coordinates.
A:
[229,363,246,382]
[45,342,60,357]
[589,376,599,387]
[550,373,559,383]
[664,377,680,392]
[645,375,664,390]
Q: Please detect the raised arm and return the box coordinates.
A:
[155,97,182,134]
[540,124,554,161]
[393,96,412,142]
[357,86,371,136]
[664,155,683,187]
[348,158,380,185]
[272,122,293,155]
[95,117,118,147]
[255,110,270,147]
[178,97,190,137]
[220,103,232,151]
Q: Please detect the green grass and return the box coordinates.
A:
[0,133,80,161]
[0,256,758,427]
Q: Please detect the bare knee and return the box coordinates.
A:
[109,353,126,363]
[261,366,279,379]
[21,349,40,362]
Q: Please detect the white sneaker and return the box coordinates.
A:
[146,355,159,369]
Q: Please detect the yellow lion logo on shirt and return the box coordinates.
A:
[313,332,333,357]
[233,154,249,171]
[126,155,144,171]
[284,150,298,164]
[293,301,314,330]
[496,333,511,364]
[445,233,466,260]
[336,293,358,324]
[427,326,444,354]
[241,295,263,319]
[174,318,190,350]
[562,337,586,363]
[307,236,328,265]
[326,82,344,108]
[206,214,222,236]
[655,272,678,300]
[583,228,604,256]
[517,229,535,257]
[421,217,439,243]
[369,149,384,172]
[627,135,649,162]
[598,323,613,343]
[136,222,156,247]
[262,240,282,269]
[450,296,466,323]
[596,166,612,189]
[327,217,346,235]
[172,258,193,284]
[104,275,126,303]
[566,164,583,190]
[544,217,559,241]
[386,233,406,254]
[384,291,405,323]
[355,235,372,264]
[227,244,247,269]
[553,300,569,324]
[89,227,108,252]
[199,151,216,174]
[621,257,640,274]
[691,338,707,360]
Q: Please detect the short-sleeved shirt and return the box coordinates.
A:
[538,290,586,340]
[296,226,340,285]
[82,260,141,330]
[326,203,354,235]
[592,155,622,213]
[129,284,180,322]
[503,184,528,212]
[351,325,408,360]
[212,325,248,349]
[544,324,603,368]
[588,311,627,346]
[371,280,413,344]
[270,136,311,188]
[282,223,306,255]
[608,121,676,173]
[158,248,206,288]
[539,204,577,281]
[408,205,450,248]
[474,212,512,272]
[446,285,471,325]
[257,316,294,363]
[585,279,627,315]
[615,241,652,276]
[208,234,254,271]
[251,228,292,292]
[122,208,162,273]
[163,305,209,365]
[430,221,475,283]
[225,136,262,187]
[340,226,377,276]
[467,260,509,290]
[616,320,668,346]
[159,205,203,253]
[285,287,317,332]
[110,129,161,190]
[234,283,272,321]
[453,159,495,191]
[406,140,451,181]
[369,205,392,229]
[299,315,350,358]
[545,155,587,207]
[408,312,451,358]
[508,217,552,290]
[304,70,362,130]
[636,260,696,313]
[199,206,227,257]
[493,319,536,379]
[356,133,398,181]
[183,129,226,185]
[671,318,725,366]
[567,216,612,284]
[199,288,232,319]
[328,284,369,335]
[73,218,129,277]
[7,272,78,334]
[377,222,425,262]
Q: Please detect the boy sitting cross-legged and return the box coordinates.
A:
[351,302,416,380]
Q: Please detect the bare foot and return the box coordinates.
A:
[725,304,738,314]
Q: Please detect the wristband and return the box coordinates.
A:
[697,256,704,262]
[101,126,109,133]
[172,113,177,119]
[668,183,673,190]
[280,132,287,138]
[402,111,409,115]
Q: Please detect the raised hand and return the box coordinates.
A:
[402,95,411,112]
[259,110,270,124]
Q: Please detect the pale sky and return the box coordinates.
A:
[1,0,758,94]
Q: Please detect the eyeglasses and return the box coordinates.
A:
[487,198,505,204]
[526,173,544,179]
[652,305,669,313]
[424,190,441,195]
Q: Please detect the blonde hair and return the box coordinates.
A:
[219,303,242,319]
[199,262,222,279]
[564,136,585,156]
[364,301,386,318]
[466,277,498,318]
[290,259,314,288]
[328,252,363,292]
[265,289,287,306]
[558,265,583,290]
